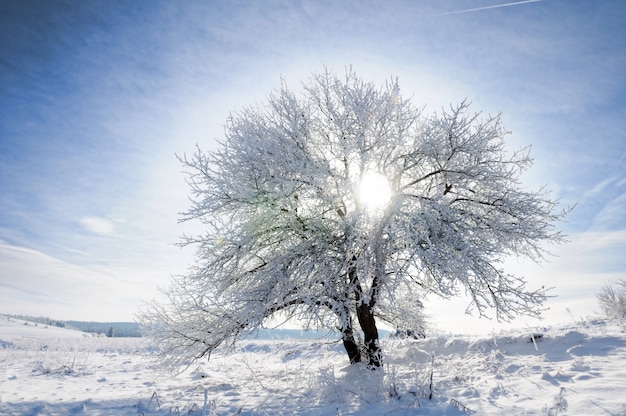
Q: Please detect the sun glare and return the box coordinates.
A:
[358,171,392,213]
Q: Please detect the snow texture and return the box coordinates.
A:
[1,314,625,415]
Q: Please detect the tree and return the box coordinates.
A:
[140,69,566,369]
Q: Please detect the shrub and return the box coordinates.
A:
[597,279,626,326]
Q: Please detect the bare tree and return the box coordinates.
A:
[140,69,566,368]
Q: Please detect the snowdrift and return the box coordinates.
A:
[1,315,624,415]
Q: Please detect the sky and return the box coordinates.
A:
[0,0,625,334]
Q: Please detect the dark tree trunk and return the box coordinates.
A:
[339,303,362,363]
[343,253,382,367]
[341,326,362,364]
[357,302,381,368]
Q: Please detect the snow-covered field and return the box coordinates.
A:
[1,315,625,415]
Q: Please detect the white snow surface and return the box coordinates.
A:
[1,315,625,415]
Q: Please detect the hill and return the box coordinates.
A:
[2,314,141,337]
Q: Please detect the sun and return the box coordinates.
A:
[358,171,392,213]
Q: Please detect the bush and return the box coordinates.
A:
[597,279,626,325]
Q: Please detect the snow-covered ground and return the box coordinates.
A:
[1,314,625,415]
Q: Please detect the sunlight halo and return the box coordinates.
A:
[358,171,392,213]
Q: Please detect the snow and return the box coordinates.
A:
[1,315,625,415]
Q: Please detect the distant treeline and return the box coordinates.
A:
[4,314,142,337]
[65,321,142,337]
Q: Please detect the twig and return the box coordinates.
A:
[241,356,265,389]
[147,391,160,410]
[451,398,472,413]
[428,354,435,400]
[526,323,540,351]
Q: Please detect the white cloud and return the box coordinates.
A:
[79,217,115,236]
[0,241,157,321]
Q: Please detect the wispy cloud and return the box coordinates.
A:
[0,240,159,321]
[590,192,626,232]
[577,155,626,231]
[437,0,542,17]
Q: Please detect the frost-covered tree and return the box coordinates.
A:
[140,69,566,368]
[597,279,626,327]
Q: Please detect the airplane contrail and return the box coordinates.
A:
[438,0,542,16]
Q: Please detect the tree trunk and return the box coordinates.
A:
[357,302,381,368]
[338,304,362,363]
[343,252,382,367]
[341,325,362,364]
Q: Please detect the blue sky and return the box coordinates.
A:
[1,0,624,332]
